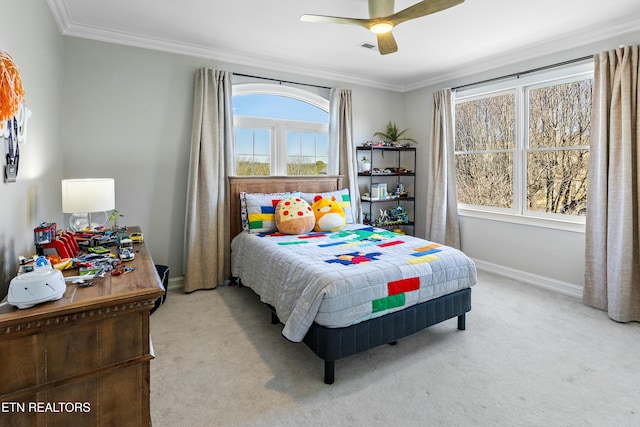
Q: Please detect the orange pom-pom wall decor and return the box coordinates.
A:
[0,51,25,122]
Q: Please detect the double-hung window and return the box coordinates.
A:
[232,83,330,176]
[453,62,593,230]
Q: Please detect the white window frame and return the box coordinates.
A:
[234,116,328,175]
[233,83,331,176]
[454,61,593,232]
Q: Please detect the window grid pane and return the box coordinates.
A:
[528,80,592,149]
[234,127,271,176]
[455,152,513,208]
[286,131,328,176]
[455,93,515,209]
[527,149,589,215]
[455,93,516,152]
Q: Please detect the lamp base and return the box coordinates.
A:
[69,212,108,232]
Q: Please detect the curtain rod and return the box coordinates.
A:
[232,72,331,90]
[452,55,594,91]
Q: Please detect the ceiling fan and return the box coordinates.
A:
[300,0,465,55]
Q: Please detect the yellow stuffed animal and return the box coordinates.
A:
[312,195,346,232]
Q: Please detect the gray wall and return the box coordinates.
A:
[61,37,404,281]
[0,1,64,297]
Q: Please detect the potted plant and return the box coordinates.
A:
[373,121,418,146]
[360,154,371,173]
[109,209,125,231]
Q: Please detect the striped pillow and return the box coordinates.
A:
[243,192,301,234]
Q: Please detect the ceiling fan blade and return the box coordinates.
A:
[389,0,465,26]
[300,14,371,30]
[376,32,398,55]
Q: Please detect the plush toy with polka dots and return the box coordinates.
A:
[275,196,315,235]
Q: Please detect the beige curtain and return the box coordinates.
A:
[426,89,460,248]
[330,88,362,222]
[584,46,640,322]
[183,69,234,292]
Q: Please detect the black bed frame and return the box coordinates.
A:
[265,287,472,384]
[228,175,472,384]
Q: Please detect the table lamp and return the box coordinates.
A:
[61,178,115,231]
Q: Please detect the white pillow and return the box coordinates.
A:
[301,188,354,224]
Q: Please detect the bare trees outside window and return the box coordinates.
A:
[527,80,591,215]
[455,92,516,209]
[454,71,592,221]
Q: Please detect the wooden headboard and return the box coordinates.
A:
[228,175,344,239]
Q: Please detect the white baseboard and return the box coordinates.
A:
[167,276,184,292]
[166,263,584,300]
[472,259,584,299]
[164,276,236,292]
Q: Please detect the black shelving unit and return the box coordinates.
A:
[357,146,416,235]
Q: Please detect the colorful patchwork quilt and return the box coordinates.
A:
[231,224,477,342]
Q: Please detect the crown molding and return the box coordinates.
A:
[47,0,640,93]
[67,25,404,92]
[46,0,72,33]
[402,15,640,92]
[46,0,403,92]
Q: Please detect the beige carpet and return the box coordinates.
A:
[150,271,640,427]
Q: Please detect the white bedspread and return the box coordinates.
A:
[231,225,477,342]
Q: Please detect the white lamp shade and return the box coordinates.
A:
[61,179,115,213]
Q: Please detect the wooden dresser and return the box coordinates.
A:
[0,226,164,426]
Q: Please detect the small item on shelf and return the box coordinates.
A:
[394,183,408,198]
[378,209,390,224]
[371,183,387,199]
[389,206,409,224]
[373,205,409,227]
[360,155,371,173]
[372,121,418,146]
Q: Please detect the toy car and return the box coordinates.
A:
[119,237,133,250]
[119,248,135,262]
[130,232,144,243]
[88,246,110,254]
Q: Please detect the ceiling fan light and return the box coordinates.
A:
[370,22,393,34]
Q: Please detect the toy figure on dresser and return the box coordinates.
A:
[118,235,135,261]
[108,209,125,231]
[34,222,80,259]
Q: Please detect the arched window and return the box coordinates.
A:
[232,83,330,176]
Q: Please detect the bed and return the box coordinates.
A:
[229,175,476,384]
